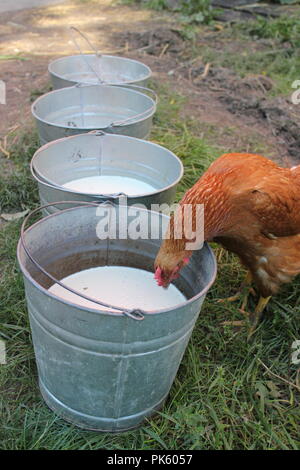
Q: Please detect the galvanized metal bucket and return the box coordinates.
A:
[48,27,151,90]
[31,84,156,145]
[17,202,217,432]
[49,54,152,90]
[30,132,184,214]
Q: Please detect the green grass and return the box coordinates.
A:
[151,84,219,198]
[0,129,39,213]
[121,0,216,39]
[0,79,300,450]
[202,44,299,97]
[121,3,300,95]
[122,0,214,19]
[0,55,29,61]
[238,15,300,48]
[198,15,300,97]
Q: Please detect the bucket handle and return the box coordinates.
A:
[30,153,130,201]
[74,82,157,128]
[69,26,157,127]
[20,201,147,320]
[70,26,100,57]
[69,26,105,84]
[109,84,158,128]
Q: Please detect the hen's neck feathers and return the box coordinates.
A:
[162,174,232,258]
[181,174,232,241]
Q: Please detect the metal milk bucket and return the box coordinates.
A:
[31,84,156,145]
[30,132,184,214]
[17,202,217,432]
[48,27,151,90]
[49,54,152,90]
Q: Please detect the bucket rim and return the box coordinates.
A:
[17,203,217,317]
[48,54,152,85]
[31,84,156,131]
[30,132,184,199]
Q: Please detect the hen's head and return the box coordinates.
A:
[154,251,190,288]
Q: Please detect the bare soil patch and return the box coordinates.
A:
[0,0,299,169]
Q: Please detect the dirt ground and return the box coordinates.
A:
[0,0,299,166]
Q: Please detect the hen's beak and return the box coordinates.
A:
[154,257,190,288]
[154,266,180,288]
[154,266,168,287]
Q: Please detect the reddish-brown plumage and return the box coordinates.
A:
[154,153,300,295]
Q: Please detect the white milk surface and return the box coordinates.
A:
[63,175,156,196]
[49,266,186,312]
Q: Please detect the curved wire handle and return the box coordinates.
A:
[109,84,158,127]
[30,134,129,199]
[30,162,128,199]
[69,26,157,126]
[70,26,100,56]
[73,82,157,129]
[21,201,147,320]
[69,26,105,84]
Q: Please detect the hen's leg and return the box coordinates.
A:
[221,274,272,330]
[247,295,272,339]
[218,271,254,305]
[222,295,271,332]
[220,272,255,327]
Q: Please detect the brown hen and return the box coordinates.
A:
[154,153,300,330]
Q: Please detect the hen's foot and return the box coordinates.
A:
[219,290,253,327]
[217,271,254,306]
[247,296,272,339]
[221,296,272,337]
